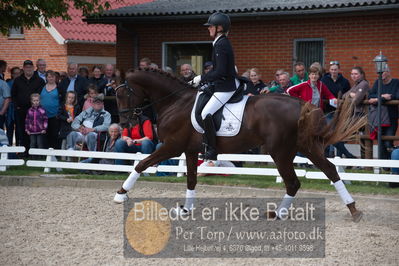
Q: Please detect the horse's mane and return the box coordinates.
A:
[133,68,198,124]
[134,67,196,90]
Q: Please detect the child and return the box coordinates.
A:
[25,93,48,148]
[82,84,99,111]
[57,91,81,145]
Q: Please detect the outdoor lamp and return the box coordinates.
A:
[373,51,388,74]
[373,51,388,160]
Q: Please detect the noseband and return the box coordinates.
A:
[114,84,140,122]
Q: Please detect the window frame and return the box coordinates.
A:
[8,26,24,39]
[162,41,213,74]
[293,38,325,70]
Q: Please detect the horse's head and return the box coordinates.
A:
[114,82,146,128]
[115,68,196,127]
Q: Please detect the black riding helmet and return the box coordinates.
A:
[203,12,231,33]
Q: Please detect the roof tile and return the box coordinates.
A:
[49,0,153,43]
[99,0,399,17]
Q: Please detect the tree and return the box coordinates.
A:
[0,0,111,35]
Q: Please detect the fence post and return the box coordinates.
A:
[177,157,186,177]
[0,147,7,171]
[43,148,54,173]
[52,155,62,172]
[334,157,350,184]
[44,156,52,172]
[42,148,63,173]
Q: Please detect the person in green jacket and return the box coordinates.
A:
[290,61,309,85]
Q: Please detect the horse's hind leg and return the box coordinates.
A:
[302,145,363,222]
[271,153,301,219]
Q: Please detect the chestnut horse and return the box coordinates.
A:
[114,68,365,222]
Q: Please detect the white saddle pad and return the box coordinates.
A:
[191,92,249,137]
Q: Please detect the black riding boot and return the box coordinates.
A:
[202,114,218,160]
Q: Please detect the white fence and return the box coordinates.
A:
[0,146,25,171]
[306,157,399,183]
[23,148,399,183]
[26,148,306,179]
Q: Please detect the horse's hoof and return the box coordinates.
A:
[173,205,190,217]
[113,192,128,204]
[266,211,278,220]
[352,210,363,223]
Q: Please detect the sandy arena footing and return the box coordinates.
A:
[0,176,398,265]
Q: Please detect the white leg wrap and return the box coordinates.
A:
[276,194,295,219]
[184,189,196,211]
[334,180,354,205]
[122,171,141,191]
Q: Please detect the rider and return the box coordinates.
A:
[201,12,238,160]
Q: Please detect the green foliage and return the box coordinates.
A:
[0,0,111,35]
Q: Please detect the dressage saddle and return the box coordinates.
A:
[195,78,247,131]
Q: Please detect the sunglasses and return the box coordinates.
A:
[330,61,340,65]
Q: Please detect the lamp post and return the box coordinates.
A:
[373,51,388,159]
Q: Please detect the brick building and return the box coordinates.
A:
[85,0,399,84]
[0,0,151,78]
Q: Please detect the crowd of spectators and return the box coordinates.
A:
[238,61,398,162]
[0,59,124,157]
[0,57,398,177]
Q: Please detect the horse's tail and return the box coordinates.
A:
[298,96,367,149]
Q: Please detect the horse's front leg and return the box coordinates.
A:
[174,151,199,215]
[113,144,182,203]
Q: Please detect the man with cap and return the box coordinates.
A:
[200,12,238,160]
[67,93,111,152]
[11,60,45,152]
[203,61,213,74]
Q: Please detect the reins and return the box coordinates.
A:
[137,85,189,113]
[114,82,189,119]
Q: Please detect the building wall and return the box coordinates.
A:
[67,43,116,73]
[0,27,67,77]
[117,12,399,86]
[0,27,116,79]
[67,43,115,57]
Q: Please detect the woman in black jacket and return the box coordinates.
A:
[200,12,238,160]
[57,91,81,145]
[88,66,107,94]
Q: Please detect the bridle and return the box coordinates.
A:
[114,83,142,123]
[114,82,189,122]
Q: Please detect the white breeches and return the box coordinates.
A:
[201,91,236,119]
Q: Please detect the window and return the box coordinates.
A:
[8,27,24,39]
[293,39,324,69]
[162,42,212,76]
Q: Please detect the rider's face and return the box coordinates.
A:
[208,25,216,38]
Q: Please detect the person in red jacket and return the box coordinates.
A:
[287,64,337,111]
[114,114,155,165]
